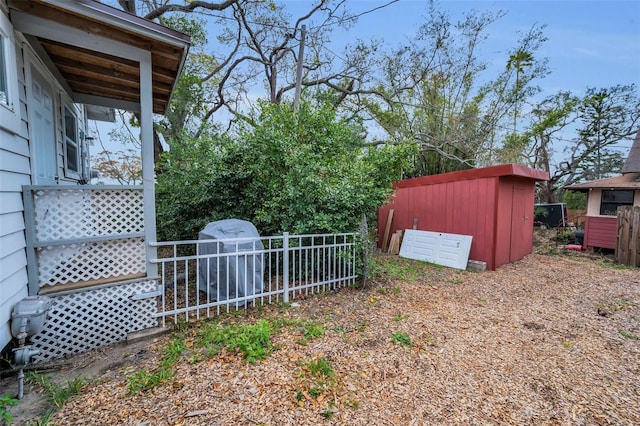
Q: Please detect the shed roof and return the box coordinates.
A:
[621,128,640,174]
[8,0,190,114]
[564,172,640,192]
[394,164,548,189]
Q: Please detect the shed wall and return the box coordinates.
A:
[378,176,499,269]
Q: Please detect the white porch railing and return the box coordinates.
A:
[151,233,358,325]
[22,185,157,363]
[22,185,147,294]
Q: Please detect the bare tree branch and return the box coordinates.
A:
[143,0,240,21]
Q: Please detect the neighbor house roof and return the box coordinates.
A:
[564,172,640,192]
[8,0,190,114]
[622,128,640,174]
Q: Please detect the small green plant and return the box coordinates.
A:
[196,319,273,363]
[128,334,186,394]
[25,411,54,426]
[307,357,334,378]
[345,399,360,409]
[1,393,18,423]
[562,341,573,349]
[393,314,408,322]
[620,331,638,340]
[391,332,412,346]
[128,367,174,394]
[556,229,575,244]
[450,278,463,285]
[377,286,402,295]
[299,321,324,344]
[26,372,86,409]
[50,377,85,408]
[321,409,334,419]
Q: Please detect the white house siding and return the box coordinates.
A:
[1,27,93,350]
[0,29,29,350]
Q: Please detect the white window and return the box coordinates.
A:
[64,106,81,176]
[0,11,20,134]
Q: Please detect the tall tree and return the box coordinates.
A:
[576,85,640,180]
[361,1,548,176]
[110,0,402,161]
[514,84,639,203]
[506,49,534,133]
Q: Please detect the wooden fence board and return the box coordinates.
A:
[632,206,640,267]
[616,206,640,267]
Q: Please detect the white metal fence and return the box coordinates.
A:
[151,233,358,325]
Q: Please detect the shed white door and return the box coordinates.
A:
[399,229,473,270]
[29,66,57,185]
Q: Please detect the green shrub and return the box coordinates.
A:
[156,101,413,241]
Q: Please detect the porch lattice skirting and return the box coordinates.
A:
[22,186,155,362]
[30,280,158,363]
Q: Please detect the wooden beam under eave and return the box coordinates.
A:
[70,81,139,103]
[41,40,177,87]
[11,1,183,61]
[52,59,139,87]
[41,39,139,73]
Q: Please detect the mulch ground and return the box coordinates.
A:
[5,252,640,425]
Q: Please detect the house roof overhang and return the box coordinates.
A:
[393,164,549,189]
[564,173,640,192]
[8,0,190,115]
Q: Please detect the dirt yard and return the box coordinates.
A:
[3,250,639,425]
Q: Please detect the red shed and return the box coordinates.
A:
[378,164,548,270]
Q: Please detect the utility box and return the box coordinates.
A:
[11,296,52,338]
[198,219,264,306]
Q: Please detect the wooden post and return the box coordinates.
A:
[616,206,640,267]
[382,209,394,252]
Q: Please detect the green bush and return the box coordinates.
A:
[156,101,413,241]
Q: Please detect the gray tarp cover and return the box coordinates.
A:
[198,219,264,304]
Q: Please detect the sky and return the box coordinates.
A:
[284,0,640,149]
[324,0,640,93]
[92,0,640,154]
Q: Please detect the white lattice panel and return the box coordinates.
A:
[33,189,92,241]
[30,281,158,362]
[38,238,146,287]
[90,189,144,235]
[33,188,144,242]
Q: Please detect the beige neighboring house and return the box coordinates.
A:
[565,128,640,250]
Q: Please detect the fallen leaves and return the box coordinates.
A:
[28,253,639,425]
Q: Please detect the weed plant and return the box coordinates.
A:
[25,372,85,409]
[128,335,186,394]
[0,393,17,424]
[391,331,412,346]
[196,319,273,363]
